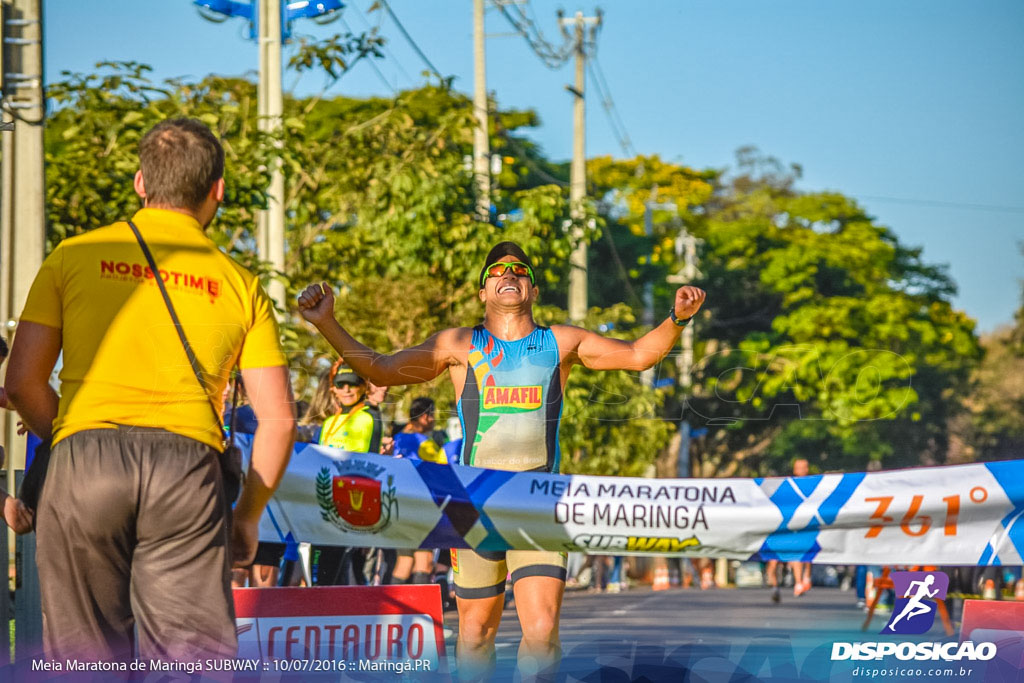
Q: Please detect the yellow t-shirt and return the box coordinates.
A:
[19,208,286,451]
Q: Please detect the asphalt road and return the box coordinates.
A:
[440,585,985,682]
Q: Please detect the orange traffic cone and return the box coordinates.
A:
[983,579,997,600]
[652,566,670,591]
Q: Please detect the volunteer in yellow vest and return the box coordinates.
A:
[318,361,382,453]
[5,118,295,663]
[312,361,381,585]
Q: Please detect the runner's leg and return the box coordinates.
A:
[456,593,505,680]
[512,575,565,681]
[453,550,509,680]
[392,548,414,583]
[410,549,434,583]
[507,551,567,680]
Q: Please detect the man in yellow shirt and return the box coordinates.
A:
[5,118,295,663]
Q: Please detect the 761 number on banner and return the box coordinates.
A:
[864,487,988,538]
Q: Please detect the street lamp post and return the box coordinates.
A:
[193,0,343,313]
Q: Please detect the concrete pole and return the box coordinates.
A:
[674,229,699,479]
[0,1,13,505]
[567,13,587,323]
[1,0,45,487]
[640,198,655,387]
[472,0,490,220]
[258,0,286,312]
[641,188,676,387]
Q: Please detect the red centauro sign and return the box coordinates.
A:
[234,586,446,673]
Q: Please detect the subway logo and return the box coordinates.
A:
[483,385,542,411]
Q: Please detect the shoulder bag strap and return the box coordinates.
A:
[126,219,234,447]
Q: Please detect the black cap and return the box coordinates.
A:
[333,365,364,386]
[479,241,535,288]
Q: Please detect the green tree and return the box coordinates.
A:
[41,61,982,478]
[688,150,980,475]
[950,267,1024,463]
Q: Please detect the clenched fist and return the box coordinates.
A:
[674,285,707,321]
[297,282,336,327]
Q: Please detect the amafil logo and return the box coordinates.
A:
[882,570,949,635]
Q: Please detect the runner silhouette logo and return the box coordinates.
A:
[882,570,949,635]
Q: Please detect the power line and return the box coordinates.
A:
[350,0,415,85]
[588,56,635,157]
[338,14,395,93]
[502,135,569,187]
[377,0,443,78]
[492,0,574,69]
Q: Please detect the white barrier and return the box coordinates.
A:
[238,436,1024,565]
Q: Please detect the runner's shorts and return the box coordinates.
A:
[451,549,567,599]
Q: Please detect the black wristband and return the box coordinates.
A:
[670,307,692,328]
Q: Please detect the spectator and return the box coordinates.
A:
[366,380,392,455]
[318,362,381,453]
[0,338,35,534]
[222,375,258,435]
[223,374,286,589]
[789,458,814,597]
[311,362,381,586]
[391,397,451,601]
[393,396,446,462]
[5,118,294,662]
[297,367,338,443]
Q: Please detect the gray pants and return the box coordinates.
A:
[36,427,237,662]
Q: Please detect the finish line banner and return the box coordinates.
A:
[236,436,1024,565]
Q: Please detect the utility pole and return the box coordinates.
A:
[641,187,676,387]
[195,0,343,312]
[257,0,286,312]
[0,0,45,489]
[559,10,600,323]
[472,0,490,220]
[668,228,701,478]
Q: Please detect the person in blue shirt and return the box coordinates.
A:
[393,397,446,462]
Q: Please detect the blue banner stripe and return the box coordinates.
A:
[420,514,474,549]
[766,480,806,530]
[753,536,822,562]
[413,460,513,551]
[465,469,517,551]
[793,475,822,498]
[756,476,832,562]
[818,472,866,525]
[983,462,1024,563]
[466,469,516,505]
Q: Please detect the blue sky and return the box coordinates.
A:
[44,0,1024,332]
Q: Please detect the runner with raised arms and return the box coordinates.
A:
[297,241,706,680]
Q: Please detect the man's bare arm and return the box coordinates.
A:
[569,285,706,372]
[4,322,61,440]
[297,282,458,386]
[231,364,295,567]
